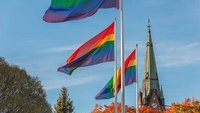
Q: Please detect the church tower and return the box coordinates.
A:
[139,18,165,109]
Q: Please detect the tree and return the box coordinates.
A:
[0,57,52,113]
[91,102,163,113]
[91,102,135,113]
[54,87,74,113]
[91,97,200,113]
[170,98,200,113]
[139,106,163,113]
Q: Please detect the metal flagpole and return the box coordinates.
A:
[119,0,125,112]
[136,44,139,113]
[114,18,118,113]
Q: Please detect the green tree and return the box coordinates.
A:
[0,57,52,113]
[54,87,74,113]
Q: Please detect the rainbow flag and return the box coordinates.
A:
[95,50,136,100]
[43,0,119,22]
[58,22,115,75]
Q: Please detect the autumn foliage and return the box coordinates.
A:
[91,102,162,113]
[91,102,135,113]
[170,98,200,113]
[91,98,200,113]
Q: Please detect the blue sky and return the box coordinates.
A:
[0,0,200,112]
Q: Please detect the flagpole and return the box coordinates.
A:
[119,0,125,112]
[136,44,139,113]
[114,18,118,113]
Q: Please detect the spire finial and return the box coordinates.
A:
[147,17,151,31]
[147,17,152,43]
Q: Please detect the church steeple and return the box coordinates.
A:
[143,17,159,91]
[139,18,165,109]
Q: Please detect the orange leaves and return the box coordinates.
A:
[91,97,200,113]
[91,102,135,113]
[91,104,163,113]
[170,98,200,113]
[139,106,163,113]
[91,104,103,113]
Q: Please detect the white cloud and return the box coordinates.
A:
[156,42,200,67]
[41,44,81,53]
[101,40,200,68]
[44,75,103,90]
[125,40,146,51]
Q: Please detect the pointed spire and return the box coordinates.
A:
[160,85,164,99]
[143,17,159,93]
[140,18,165,108]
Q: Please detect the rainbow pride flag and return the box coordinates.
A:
[95,50,136,100]
[43,0,119,22]
[58,22,115,75]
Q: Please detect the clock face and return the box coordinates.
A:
[151,103,158,108]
